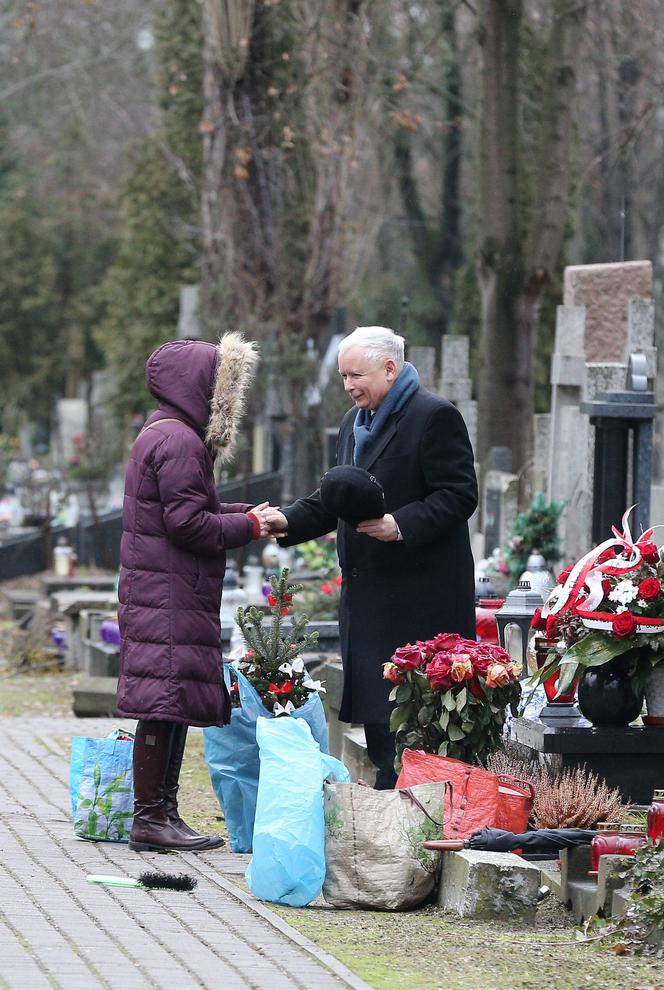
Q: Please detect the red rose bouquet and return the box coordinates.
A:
[533,508,664,696]
[384,633,522,768]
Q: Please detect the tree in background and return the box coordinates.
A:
[0,0,153,435]
[200,0,372,494]
[94,0,204,421]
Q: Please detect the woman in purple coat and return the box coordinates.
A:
[117,333,269,852]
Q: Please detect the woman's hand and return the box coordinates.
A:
[248,501,272,538]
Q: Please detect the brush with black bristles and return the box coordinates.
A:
[87,872,197,891]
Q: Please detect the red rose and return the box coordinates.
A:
[637,540,659,564]
[382,662,405,684]
[320,584,333,595]
[638,577,661,601]
[530,608,545,630]
[425,652,454,691]
[391,643,427,670]
[333,575,343,586]
[469,679,485,699]
[612,612,637,638]
[430,632,463,653]
[472,654,491,676]
[557,565,574,585]
[597,547,617,564]
[545,613,559,640]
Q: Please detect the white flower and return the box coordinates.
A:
[615,605,628,613]
[637,599,647,608]
[608,579,639,605]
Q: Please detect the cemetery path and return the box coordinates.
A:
[0,716,372,990]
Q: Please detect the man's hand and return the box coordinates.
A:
[264,506,288,535]
[356,513,399,542]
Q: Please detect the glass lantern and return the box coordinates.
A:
[495,581,544,680]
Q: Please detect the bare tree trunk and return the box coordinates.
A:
[477,0,586,479]
[476,0,524,466]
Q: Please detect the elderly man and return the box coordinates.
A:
[267,326,478,788]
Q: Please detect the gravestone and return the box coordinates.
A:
[55,398,88,464]
[482,448,518,556]
[548,263,655,562]
[563,261,652,362]
[408,345,436,391]
[439,336,479,535]
[177,285,202,339]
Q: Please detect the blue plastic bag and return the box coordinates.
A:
[70,728,134,842]
[245,717,349,907]
[204,666,329,853]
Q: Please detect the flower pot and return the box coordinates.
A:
[644,664,664,725]
[577,657,644,726]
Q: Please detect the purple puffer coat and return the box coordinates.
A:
[116,334,258,727]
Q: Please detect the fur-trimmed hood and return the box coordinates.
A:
[145,333,258,462]
[206,332,259,461]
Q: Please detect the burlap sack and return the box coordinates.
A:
[322,781,446,910]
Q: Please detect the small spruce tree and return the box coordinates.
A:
[233,568,320,712]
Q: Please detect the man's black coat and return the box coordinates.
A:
[280,387,478,724]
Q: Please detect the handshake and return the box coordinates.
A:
[250,503,289,540]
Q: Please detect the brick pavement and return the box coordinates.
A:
[0,716,372,990]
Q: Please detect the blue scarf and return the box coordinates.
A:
[353,362,420,465]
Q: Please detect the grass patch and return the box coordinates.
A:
[267,900,663,990]
[0,671,79,716]
[179,730,228,842]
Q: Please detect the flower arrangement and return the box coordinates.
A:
[532,508,664,696]
[231,568,325,715]
[293,574,342,621]
[384,633,522,768]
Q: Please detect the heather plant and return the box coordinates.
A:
[532,765,623,830]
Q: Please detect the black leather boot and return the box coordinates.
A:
[129,720,217,852]
[164,723,224,850]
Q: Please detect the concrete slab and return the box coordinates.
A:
[437,849,541,926]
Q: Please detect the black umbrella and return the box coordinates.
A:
[424,827,596,853]
[468,827,596,852]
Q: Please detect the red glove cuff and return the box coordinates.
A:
[246,511,261,540]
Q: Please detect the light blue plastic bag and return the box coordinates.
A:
[70,728,134,842]
[204,666,329,853]
[245,716,349,907]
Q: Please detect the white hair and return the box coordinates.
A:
[338,326,405,369]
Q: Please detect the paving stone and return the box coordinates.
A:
[0,716,371,990]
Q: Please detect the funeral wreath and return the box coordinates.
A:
[532,508,664,697]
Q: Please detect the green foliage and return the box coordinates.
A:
[579,840,664,957]
[297,535,339,574]
[506,492,563,583]
[0,182,62,422]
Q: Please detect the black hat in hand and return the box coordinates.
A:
[320,465,385,526]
